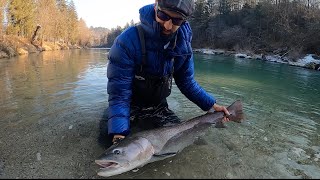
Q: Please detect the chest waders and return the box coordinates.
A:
[129,25,181,130]
[131,25,174,107]
[98,25,181,148]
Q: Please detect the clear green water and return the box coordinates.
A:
[0,49,319,178]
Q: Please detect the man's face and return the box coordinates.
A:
[154,5,186,36]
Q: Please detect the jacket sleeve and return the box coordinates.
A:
[107,34,135,136]
[173,54,216,111]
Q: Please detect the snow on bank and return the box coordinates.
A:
[194,48,320,71]
[258,54,319,70]
[290,54,320,67]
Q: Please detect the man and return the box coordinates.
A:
[101,0,230,147]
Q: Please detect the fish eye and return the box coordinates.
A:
[113,149,121,155]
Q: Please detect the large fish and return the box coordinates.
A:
[95,100,244,177]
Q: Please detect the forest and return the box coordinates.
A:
[1,0,320,60]
[0,0,101,48]
[106,0,320,60]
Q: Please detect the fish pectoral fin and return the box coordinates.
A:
[150,152,178,163]
[153,152,177,157]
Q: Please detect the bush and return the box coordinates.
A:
[0,42,17,58]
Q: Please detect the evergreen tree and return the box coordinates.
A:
[78,18,91,46]
[219,0,231,15]
[67,0,79,44]
[55,0,68,42]
[7,0,36,38]
[35,0,58,41]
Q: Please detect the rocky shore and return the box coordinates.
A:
[194,48,320,71]
[0,35,82,59]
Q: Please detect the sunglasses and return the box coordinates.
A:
[156,9,186,26]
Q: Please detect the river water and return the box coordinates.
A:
[0,49,319,178]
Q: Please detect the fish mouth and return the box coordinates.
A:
[95,160,121,169]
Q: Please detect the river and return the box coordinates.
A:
[0,49,319,178]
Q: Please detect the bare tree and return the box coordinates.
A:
[0,0,7,35]
[244,0,257,7]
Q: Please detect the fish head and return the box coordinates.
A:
[95,136,154,177]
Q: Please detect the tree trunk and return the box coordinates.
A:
[31,25,44,51]
[31,25,41,42]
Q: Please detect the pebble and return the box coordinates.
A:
[226,172,234,178]
[36,153,41,161]
[165,172,171,176]
[263,137,268,141]
[292,147,305,157]
[0,160,3,175]
[68,125,73,130]
[314,153,320,161]
[132,168,139,173]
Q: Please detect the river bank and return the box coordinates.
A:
[0,35,82,59]
[1,35,319,72]
[194,48,320,71]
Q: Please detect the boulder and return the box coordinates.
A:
[17,48,28,55]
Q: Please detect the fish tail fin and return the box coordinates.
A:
[226,100,244,123]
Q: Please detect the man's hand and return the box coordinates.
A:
[112,135,125,145]
[212,103,230,122]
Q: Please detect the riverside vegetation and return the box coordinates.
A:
[1,0,319,70]
[105,0,320,71]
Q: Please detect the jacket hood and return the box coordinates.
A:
[139,4,162,40]
[139,4,193,55]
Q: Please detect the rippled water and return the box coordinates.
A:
[0,49,319,178]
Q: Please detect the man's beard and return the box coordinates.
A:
[160,26,176,43]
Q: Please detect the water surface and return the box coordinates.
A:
[0,49,319,178]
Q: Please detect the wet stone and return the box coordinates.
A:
[0,160,4,176]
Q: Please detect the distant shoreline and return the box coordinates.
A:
[1,35,319,72]
[193,48,320,71]
[88,47,111,50]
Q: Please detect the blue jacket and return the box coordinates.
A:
[107,4,216,135]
